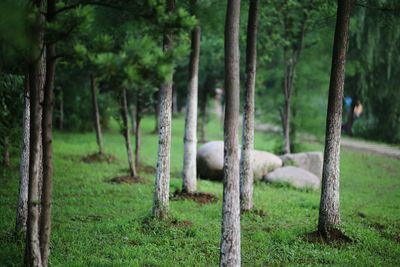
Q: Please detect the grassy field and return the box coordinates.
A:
[1,116,400,266]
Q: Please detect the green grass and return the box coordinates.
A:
[1,115,400,266]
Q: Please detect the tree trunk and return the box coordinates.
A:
[2,136,10,167]
[120,89,137,178]
[282,49,294,155]
[152,0,175,219]
[318,0,352,235]
[90,74,104,155]
[16,72,30,235]
[130,104,136,135]
[135,97,142,168]
[58,88,63,130]
[240,0,259,212]
[182,24,200,193]
[220,0,241,266]
[26,0,45,264]
[39,1,56,264]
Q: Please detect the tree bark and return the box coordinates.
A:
[220,0,241,266]
[58,88,63,131]
[182,24,200,193]
[120,89,137,178]
[90,74,104,155]
[135,97,142,168]
[16,72,30,235]
[39,1,56,264]
[26,0,45,265]
[240,0,259,212]
[152,0,175,219]
[318,0,352,235]
[130,104,136,135]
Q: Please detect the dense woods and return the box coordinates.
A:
[0,0,399,266]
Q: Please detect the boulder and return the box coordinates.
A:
[252,150,283,180]
[280,152,323,178]
[197,141,282,181]
[197,141,226,181]
[263,166,320,189]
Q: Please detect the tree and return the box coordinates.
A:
[90,74,104,154]
[220,0,241,265]
[182,0,200,193]
[153,0,176,219]
[240,0,259,212]
[318,0,352,236]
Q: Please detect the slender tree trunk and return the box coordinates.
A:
[120,89,137,178]
[90,74,104,155]
[220,0,241,266]
[59,88,63,131]
[240,0,259,212]
[135,97,142,168]
[16,72,30,235]
[130,104,136,135]
[39,1,56,264]
[26,1,45,265]
[318,0,352,235]
[282,49,294,155]
[2,136,10,167]
[152,0,175,219]
[40,6,56,266]
[182,23,200,193]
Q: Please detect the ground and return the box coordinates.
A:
[1,116,399,266]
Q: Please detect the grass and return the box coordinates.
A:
[1,115,400,266]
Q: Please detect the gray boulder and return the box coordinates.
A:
[263,166,320,189]
[280,152,323,178]
[197,141,282,181]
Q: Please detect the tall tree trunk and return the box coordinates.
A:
[220,0,241,266]
[282,49,294,155]
[182,23,201,193]
[39,1,56,264]
[120,89,137,178]
[16,72,30,235]
[2,136,10,167]
[90,74,104,155]
[240,0,259,212]
[58,88,63,131]
[318,0,352,235]
[26,0,45,265]
[135,97,142,168]
[152,0,175,219]
[130,104,136,135]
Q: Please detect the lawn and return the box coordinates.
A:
[1,116,399,266]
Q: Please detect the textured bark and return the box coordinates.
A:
[152,0,175,219]
[220,0,241,266]
[135,97,142,168]
[39,1,56,264]
[58,88,63,131]
[2,136,10,167]
[90,74,104,155]
[240,0,259,212]
[318,0,352,235]
[130,104,136,135]
[182,24,200,193]
[16,72,30,235]
[120,89,137,178]
[26,1,45,265]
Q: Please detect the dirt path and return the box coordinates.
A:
[254,122,400,160]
